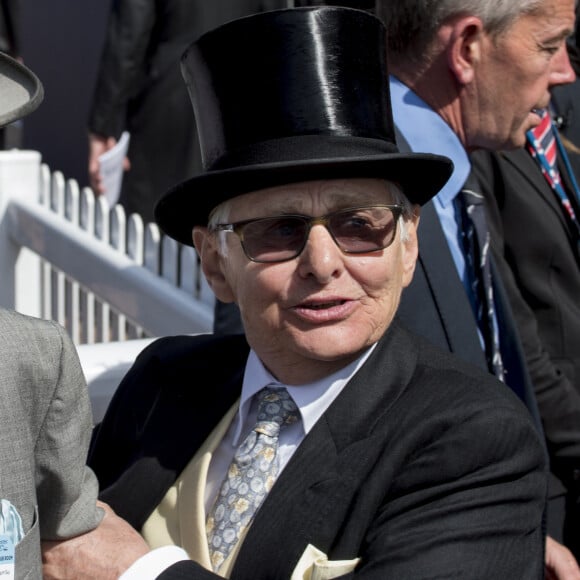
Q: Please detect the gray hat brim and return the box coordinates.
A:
[0,52,44,127]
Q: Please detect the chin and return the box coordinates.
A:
[294,329,368,361]
[507,134,527,149]
[500,127,529,150]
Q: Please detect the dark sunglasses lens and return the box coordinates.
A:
[330,207,397,252]
[243,216,307,261]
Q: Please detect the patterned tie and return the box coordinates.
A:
[527,109,561,191]
[206,386,299,571]
[527,108,580,229]
[458,179,505,381]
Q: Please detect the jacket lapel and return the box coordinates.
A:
[231,325,418,579]
[501,149,572,233]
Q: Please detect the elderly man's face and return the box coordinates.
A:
[465,0,575,150]
[195,178,419,384]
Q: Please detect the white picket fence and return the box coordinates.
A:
[0,150,216,421]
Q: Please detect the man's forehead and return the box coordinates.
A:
[513,0,576,31]
[233,178,397,209]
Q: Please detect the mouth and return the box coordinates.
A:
[292,297,356,322]
[301,300,347,310]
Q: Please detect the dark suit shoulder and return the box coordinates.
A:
[89,333,249,492]
[398,325,538,425]
[135,332,249,368]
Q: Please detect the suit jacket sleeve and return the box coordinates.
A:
[33,319,103,539]
[88,0,157,137]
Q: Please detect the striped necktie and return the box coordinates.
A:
[526,108,580,230]
[527,109,563,193]
[457,178,505,381]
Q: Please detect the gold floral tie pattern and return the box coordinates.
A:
[206,386,299,571]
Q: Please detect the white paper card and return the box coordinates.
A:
[98,131,130,207]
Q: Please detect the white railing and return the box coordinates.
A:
[0,150,216,422]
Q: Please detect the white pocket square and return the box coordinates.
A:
[291,543,360,580]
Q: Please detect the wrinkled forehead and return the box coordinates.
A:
[220,178,403,221]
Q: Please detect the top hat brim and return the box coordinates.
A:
[155,151,453,247]
[0,52,43,127]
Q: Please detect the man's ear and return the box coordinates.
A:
[193,227,235,303]
[401,205,420,288]
[446,16,485,85]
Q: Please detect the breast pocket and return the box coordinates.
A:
[15,506,41,580]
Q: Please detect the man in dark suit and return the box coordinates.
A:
[88,0,288,222]
[376,0,580,572]
[470,27,580,554]
[41,8,547,580]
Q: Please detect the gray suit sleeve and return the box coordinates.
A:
[34,321,103,539]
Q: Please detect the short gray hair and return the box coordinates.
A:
[376,0,544,66]
[208,201,233,257]
[206,180,416,256]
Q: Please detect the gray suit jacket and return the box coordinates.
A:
[0,309,102,579]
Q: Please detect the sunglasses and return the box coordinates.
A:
[211,205,404,263]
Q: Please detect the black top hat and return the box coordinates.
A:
[0,52,43,127]
[155,7,452,246]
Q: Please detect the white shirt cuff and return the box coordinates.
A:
[119,546,189,579]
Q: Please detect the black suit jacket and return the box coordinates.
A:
[396,201,543,424]
[89,324,546,579]
[471,147,580,550]
[393,126,543,423]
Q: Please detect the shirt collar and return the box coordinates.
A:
[232,345,377,444]
[389,75,471,207]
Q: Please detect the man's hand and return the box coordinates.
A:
[88,133,130,195]
[42,501,150,580]
[546,536,580,580]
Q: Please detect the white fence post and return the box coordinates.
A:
[4,152,214,342]
[0,150,42,314]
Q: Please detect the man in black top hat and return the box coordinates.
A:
[43,7,546,579]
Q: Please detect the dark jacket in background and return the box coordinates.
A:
[89,0,288,222]
[0,0,19,56]
[472,146,580,557]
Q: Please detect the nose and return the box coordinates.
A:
[296,224,344,283]
[549,43,576,87]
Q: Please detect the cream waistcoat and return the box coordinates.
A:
[141,401,242,577]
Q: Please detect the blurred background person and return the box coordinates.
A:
[88,0,290,223]
[0,0,19,57]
